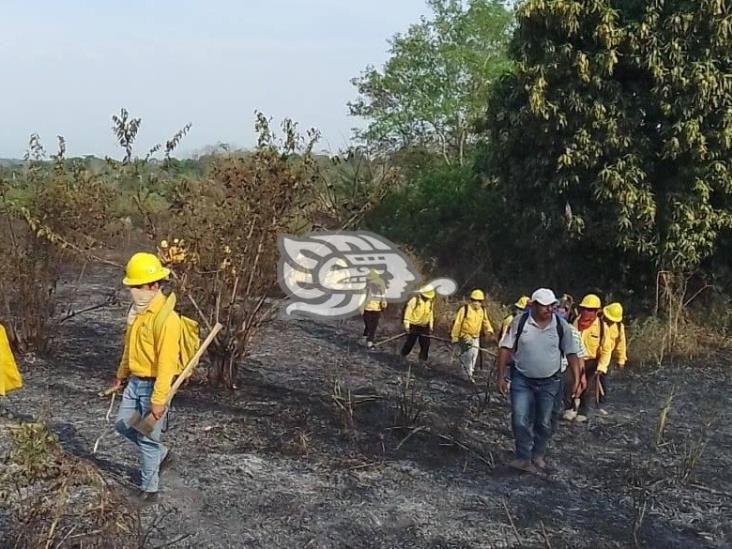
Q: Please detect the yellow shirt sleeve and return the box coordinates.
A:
[451,307,465,342]
[596,323,615,374]
[482,309,494,336]
[151,313,182,406]
[403,297,415,329]
[614,324,628,365]
[116,326,132,380]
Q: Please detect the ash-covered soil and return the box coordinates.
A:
[2,266,731,548]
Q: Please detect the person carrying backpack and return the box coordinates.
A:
[361,270,387,350]
[450,289,495,383]
[496,288,581,473]
[500,296,530,341]
[400,286,436,361]
[571,293,611,422]
[106,252,187,501]
[595,302,627,407]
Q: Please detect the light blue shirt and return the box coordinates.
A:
[499,313,579,378]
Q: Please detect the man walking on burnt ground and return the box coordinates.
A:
[496,288,581,473]
[107,252,180,501]
[361,270,388,350]
[400,286,436,362]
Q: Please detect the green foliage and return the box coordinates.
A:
[483,0,732,279]
[5,423,61,484]
[350,0,513,165]
[368,159,500,279]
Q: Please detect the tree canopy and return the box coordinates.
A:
[350,0,513,165]
[483,0,732,277]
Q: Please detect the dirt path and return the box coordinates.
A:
[2,266,731,548]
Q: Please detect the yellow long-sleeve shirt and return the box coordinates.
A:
[116,292,182,405]
[363,286,387,312]
[574,317,610,365]
[500,314,514,341]
[451,304,494,342]
[597,322,627,373]
[0,323,22,396]
[403,296,434,330]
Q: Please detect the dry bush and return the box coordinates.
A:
[628,271,725,367]
[162,114,321,388]
[0,422,138,548]
[309,147,398,231]
[0,137,119,353]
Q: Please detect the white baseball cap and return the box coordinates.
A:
[531,288,558,306]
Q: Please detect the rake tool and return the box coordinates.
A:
[372,331,407,347]
[127,322,223,441]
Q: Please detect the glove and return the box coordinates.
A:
[403,323,410,331]
[451,338,459,344]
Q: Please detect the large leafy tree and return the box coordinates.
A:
[350,0,513,165]
[483,0,732,277]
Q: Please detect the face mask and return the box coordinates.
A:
[127,287,159,325]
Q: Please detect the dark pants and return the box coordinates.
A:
[578,360,602,415]
[362,311,381,343]
[511,370,561,460]
[599,374,608,404]
[551,370,566,433]
[400,325,430,360]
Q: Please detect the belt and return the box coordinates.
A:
[132,375,156,381]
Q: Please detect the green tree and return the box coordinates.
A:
[350,0,513,165]
[483,0,732,282]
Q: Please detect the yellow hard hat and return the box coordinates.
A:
[470,289,485,301]
[160,240,169,248]
[123,252,171,286]
[419,285,436,299]
[603,302,623,323]
[514,296,530,310]
[367,269,381,282]
[579,293,602,309]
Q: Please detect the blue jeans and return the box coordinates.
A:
[510,370,561,460]
[115,377,167,493]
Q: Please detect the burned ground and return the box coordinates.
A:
[1,266,730,548]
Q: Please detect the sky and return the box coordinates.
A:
[0,0,429,158]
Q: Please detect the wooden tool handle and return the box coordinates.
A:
[164,322,223,406]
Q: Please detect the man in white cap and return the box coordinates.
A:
[496,288,581,473]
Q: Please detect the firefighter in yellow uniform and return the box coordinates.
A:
[362,270,387,349]
[1,324,23,416]
[451,289,494,383]
[573,294,610,421]
[500,296,530,341]
[107,252,181,501]
[401,286,435,361]
[596,302,627,408]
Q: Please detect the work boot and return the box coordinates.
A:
[135,490,159,504]
[366,341,374,350]
[598,408,609,416]
[532,456,548,471]
[575,414,588,423]
[508,458,537,474]
[562,410,577,421]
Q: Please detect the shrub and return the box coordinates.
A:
[161,115,321,387]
